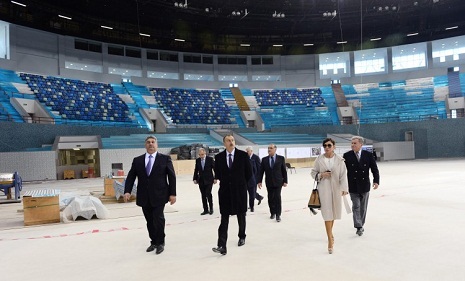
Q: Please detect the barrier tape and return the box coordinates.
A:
[0,207,311,242]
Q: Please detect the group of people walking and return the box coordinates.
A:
[123,134,379,256]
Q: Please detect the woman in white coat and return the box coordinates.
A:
[311,138,348,254]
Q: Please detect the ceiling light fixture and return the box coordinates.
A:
[336,41,347,44]
[303,43,314,46]
[370,37,382,41]
[174,0,188,9]
[273,44,283,47]
[272,11,285,18]
[323,10,336,17]
[11,1,26,7]
[101,25,113,30]
[445,26,458,30]
[174,38,185,42]
[407,32,419,36]
[240,44,250,47]
[58,15,72,20]
[139,33,150,37]
[232,9,248,17]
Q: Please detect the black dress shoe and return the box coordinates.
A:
[276,215,281,222]
[270,214,275,219]
[258,198,262,205]
[155,245,164,255]
[250,207,254,212]
[146,244,157,252]
[212,246,227,255]
[201,211,209,215]
[209,210,214,215]
[238,239,245,246]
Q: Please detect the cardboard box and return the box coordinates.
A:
[64,170,75,179]
[23,195,60,226]
[82,170,89,178]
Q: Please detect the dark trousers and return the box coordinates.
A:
[350,192,370,228]
[247,184,256,209]
[217,213,246,248]
[142,205,166,246]
[267,186,282,216]
[199,183,213,212]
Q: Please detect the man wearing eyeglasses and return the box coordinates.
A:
[258,144,288,222]
[343,136,380,236]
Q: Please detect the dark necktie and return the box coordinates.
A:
[201,158,205,170]
[146,155,153,176]
[271,156,275,169]
[228,153,233,169]
[356,152,360,162]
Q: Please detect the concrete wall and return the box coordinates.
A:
[1,23,464,90]
[271,118,465,159]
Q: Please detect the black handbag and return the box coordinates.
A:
[308,173,321,209]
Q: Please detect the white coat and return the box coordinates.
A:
[310,153,349,221]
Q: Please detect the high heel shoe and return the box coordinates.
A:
[328,241,334,254]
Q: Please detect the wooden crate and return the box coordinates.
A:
[82,170,89,178]
[104,177,124,197]
[64,170,75,179]
[23,195,60,226]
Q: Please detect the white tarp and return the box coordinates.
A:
[62,196,109,222]
[113,180,137,200]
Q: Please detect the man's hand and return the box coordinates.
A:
[214,179,218,184]
[123,193,131,203]
[193,180,197,184]
[283,183,288,187]
[373,183,379,190]
[169,195,176,205]
[258,183,262,189]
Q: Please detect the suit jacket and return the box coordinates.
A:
[248,153,261,187]
[259,154,288,188]
[193,156,215,186]
[124,152,176,208]
[214,148,252,215]
[343,150,380,194]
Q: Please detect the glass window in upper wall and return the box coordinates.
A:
[319,52,350,78]
[354,48,387,75]
[432,35,465,64]
[392,42,427,71]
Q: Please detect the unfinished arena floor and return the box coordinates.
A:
[1,158,464,281]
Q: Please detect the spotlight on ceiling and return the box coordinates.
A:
[232,9,248,17]
[323,10,336,17]
[272,11,285,18]
[174,1,188,9]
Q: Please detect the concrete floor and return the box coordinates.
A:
[1,158,465,281]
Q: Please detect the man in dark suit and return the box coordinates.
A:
[212,134,252,255]
[343,136,380,236]
[246,146,264,212]
[258,143,288,222]
[193,147,216,215]
[124,136,176,255]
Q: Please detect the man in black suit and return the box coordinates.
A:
[124,136,176,255]
[212,134,252,255]
[246,146,264,212]
[258,143,288,222]
[343,136,380,236]
[193,147,216,215]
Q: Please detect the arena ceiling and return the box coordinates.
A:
[2,0,465,55]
